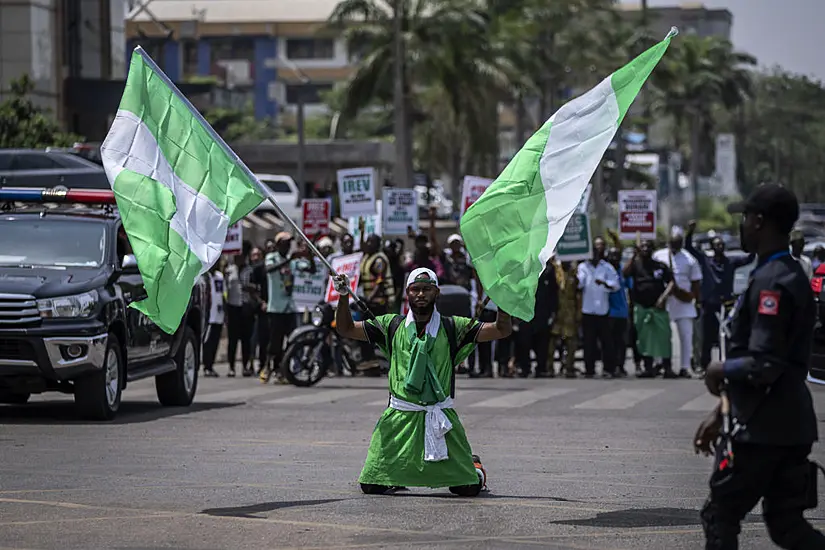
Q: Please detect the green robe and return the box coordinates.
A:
[634,304,672,358]
[359,314,481,488]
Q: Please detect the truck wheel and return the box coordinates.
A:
[75,333,123,420]
[0,391,30,404]
[156,326,199,406]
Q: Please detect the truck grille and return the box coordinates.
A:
[0,293,40,326]
[0,339,37,361]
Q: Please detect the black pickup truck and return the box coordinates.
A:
[0,192,206,420]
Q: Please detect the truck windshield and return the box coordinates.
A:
[0,219,106,268]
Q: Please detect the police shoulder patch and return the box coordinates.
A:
[758,290,780,316]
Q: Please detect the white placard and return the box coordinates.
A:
[337,167,377,219]
[292,262,329,312]
[617,189,657,240]
[223,222,243,255]
[348,201,382,250]
[382,188,418,235]
[460,175,493,217]
[325,253,364,304]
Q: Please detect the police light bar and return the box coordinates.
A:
[0,188,115,204]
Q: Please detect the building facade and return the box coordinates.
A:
[0,0,127,136]
[125,0,354,122]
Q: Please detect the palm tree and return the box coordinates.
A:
[649,35,755,214]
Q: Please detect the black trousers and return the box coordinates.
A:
[226,304,253,370]
[582,313,613,376]
[700,304,721,369]
[469,309,496,376]
[701,442,825,549]
[516,321,549,376]
[628,306,642,366]
[256,311,269,371]
[609,317,628,373]
[202,323,223,370]
[267,312,296,372]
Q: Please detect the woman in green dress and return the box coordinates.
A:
[333,267,512,496]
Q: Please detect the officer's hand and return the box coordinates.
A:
[704,361,725,396]
[694,409,721,456]
[333,274,350,295]
[688,220,697,233]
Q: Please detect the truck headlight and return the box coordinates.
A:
[37,290,99,319]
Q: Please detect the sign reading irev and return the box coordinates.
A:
[223,222,243,255]
[618,189,657,240]
[382,188,418,235]
[301,198,331,236]
[556,213,593,262]
[337,167,377,219]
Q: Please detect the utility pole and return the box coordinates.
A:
[392,0,413,187]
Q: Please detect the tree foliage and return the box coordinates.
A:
[202,103,278,142]
[0,75,82,148]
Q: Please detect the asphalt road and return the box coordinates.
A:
[2,368,825,549]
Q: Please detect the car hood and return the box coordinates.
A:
[0,266,110,298]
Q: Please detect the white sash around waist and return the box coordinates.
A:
[389,395,454,462]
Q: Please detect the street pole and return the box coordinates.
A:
[392,0,413,187]
[297,89,307,198]
[690,113,702,219]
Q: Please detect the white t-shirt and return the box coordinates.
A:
[652,248,702,320]
[207,271,225,325]
[577,260,620,316]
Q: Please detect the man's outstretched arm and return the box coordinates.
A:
[477,309,512,342]
[334,276,369,342]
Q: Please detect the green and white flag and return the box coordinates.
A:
[461,28,678,322]
[101,48,265,333]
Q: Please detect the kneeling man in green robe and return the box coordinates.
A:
[333,267,512,496]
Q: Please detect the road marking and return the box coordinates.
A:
[195,385,288,403]
[573,388,664,410]
[468,387,575,408]
[679,392,720,411]
[260,388,375,405]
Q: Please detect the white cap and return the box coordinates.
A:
[406,267,439,288]
[317,237,334,249]
[447,234,463,245]
[671,225,684,238]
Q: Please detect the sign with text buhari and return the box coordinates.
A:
[337,167,377,218]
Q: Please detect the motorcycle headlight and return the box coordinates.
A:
[37,290,99,319]
[310,307,324,327]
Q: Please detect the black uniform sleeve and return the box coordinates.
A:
[723,278,794,386]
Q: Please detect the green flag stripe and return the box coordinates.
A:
[117,52,264,223]
[112,168,203,334]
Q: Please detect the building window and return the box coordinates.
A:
[210,38,255,63]
[182,40,198,79]
[285,38,334,60]
[285,83,333,104]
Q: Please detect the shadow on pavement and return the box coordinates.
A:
[0,401,241,425]
[388,491,586,503]
[202,498,347,518]
[549,507,761,528]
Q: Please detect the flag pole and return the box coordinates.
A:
[133,47,337,277]
[132,47,377,319]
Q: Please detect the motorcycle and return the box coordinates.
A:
[280,301,388,386]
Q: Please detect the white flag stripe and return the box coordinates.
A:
[574,388,665,410]
[469,387,576,409]
[678,393,721,411]
[260,389,376,406]
[101,109,229,271]
[537,77,620,266]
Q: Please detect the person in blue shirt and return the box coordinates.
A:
[606,230,630,377]
[684,221,755,373]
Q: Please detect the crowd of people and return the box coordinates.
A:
[195,207,818,384]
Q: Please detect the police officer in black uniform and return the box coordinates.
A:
[694,184,824,549]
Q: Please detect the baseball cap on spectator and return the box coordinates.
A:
[727,183,799,234]
[317,236,334,249]
[274,231,293,243]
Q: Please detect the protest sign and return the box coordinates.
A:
[301,198,331,236]
[337,167,377,218]
[556,213,592,262]
[324,253,363,304]
[382,188,418,235]
[618,189,657,240]
[292,264,329,312]
[223,222,243,255]
[460,175,492,217]
[348,201,382,250]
